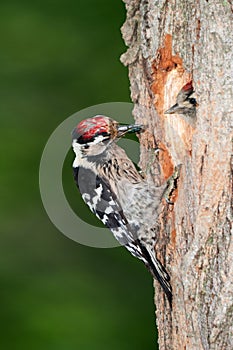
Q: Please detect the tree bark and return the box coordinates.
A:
[121,1,233,349]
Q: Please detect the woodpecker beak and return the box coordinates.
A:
[164,103,180,114]
[117,123,144,137]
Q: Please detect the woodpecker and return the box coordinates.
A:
[165,81,197,116]
[72,115,178,305]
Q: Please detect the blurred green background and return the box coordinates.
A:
[1,0,158,349]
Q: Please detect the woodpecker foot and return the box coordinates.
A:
[163,164,181,204]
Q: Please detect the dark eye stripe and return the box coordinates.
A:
[77,131,110,144]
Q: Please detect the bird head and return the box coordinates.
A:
[72,115,143,157]
[165,81,197,115]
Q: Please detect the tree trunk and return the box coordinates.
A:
[121,1,233,349]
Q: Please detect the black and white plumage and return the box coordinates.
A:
[72,115,172,304]
[165,81,197,116]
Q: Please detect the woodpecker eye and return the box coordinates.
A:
[189,98,197,106]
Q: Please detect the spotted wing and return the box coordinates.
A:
[73,166,138,246]
[73,166,172,304]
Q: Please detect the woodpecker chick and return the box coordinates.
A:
[72,115,176,305]
[165,81,197,116]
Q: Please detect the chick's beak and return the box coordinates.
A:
[117,123,144,138]
[164,103,179,114]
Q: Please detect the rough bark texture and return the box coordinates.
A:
[121,1,233,349]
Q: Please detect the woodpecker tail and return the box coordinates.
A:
[139,243,172,306]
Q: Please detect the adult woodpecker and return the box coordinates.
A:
[72,116,179,305]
